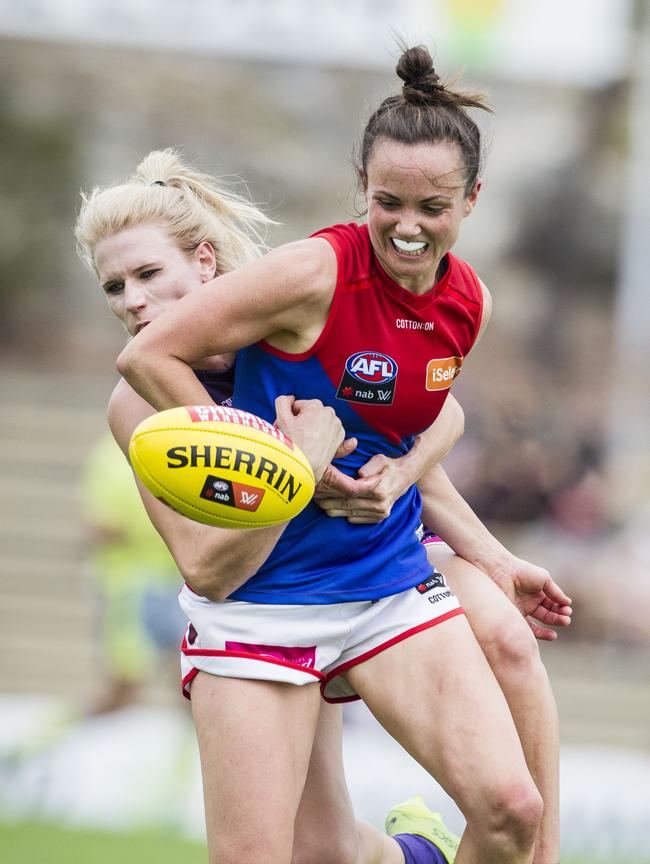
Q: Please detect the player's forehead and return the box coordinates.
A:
[367,139,466,196]
[95,222,180,277]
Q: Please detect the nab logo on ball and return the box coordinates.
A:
[336,350,398,405]
[199,475,265,512]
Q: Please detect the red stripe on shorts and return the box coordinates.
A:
[182,646,325,679]
[320,606,465,703]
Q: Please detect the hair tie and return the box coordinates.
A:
[152,180,167,187]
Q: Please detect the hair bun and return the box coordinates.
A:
[396,45,441,90]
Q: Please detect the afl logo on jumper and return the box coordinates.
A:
[337,351,398,405]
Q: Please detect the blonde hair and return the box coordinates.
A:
[75,149,274,276]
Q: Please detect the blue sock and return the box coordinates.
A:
[393,833,447,864]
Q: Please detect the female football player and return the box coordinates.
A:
[77,46,570,864]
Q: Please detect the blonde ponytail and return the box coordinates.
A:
[75,148,274,275]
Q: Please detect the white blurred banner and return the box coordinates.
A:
[0,0,633,85]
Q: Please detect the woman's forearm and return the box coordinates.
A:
[419,463,510,572]
[398,394,465,488]
[117,347,210,411]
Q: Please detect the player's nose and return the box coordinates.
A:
[124,280,147,312]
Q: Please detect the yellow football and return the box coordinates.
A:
[129,405,315,528]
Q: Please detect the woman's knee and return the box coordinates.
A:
[498,780,544,839]
[482,612,543,683]
[471,778,544,855]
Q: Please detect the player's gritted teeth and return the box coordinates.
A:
[390,238,429,258]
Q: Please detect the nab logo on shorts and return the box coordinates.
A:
[415,572,447,594]
[337,351,398,405]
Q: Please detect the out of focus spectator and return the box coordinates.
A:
[80,432,187,713]
[448,384,612,537]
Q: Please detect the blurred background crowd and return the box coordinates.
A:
[0,0,648,861]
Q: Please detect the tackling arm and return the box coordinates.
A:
[116,238,336,411]
[419,464,573,639]
[314,393,464,522]
[108,380,347,601]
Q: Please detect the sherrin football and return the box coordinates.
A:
[129,405,315,528]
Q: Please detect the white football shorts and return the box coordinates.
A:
[178,572,463,702]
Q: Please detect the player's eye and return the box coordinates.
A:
[104,281,124,296]
[140,268,160,280]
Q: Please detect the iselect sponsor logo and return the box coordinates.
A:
[425,356,463,391]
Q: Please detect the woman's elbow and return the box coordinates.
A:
[178,549,247,603]
[181,561,229,602]
[116,339,146,383]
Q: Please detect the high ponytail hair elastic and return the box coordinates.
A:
[75,148,275,276]
[397,46,445,102]
[356,45,492,196]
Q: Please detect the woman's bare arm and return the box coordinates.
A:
[117,238,337,410]
[108,378,347,601]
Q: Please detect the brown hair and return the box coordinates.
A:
[357,45,492,195]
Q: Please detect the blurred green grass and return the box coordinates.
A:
[0,822,207,864]
[1,821,649,864]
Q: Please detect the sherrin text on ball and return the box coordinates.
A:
[129,405,315,528]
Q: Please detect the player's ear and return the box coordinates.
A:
[463,180,481,217]
[194,241,218,281]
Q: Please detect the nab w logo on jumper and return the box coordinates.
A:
[336,351,398,405]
